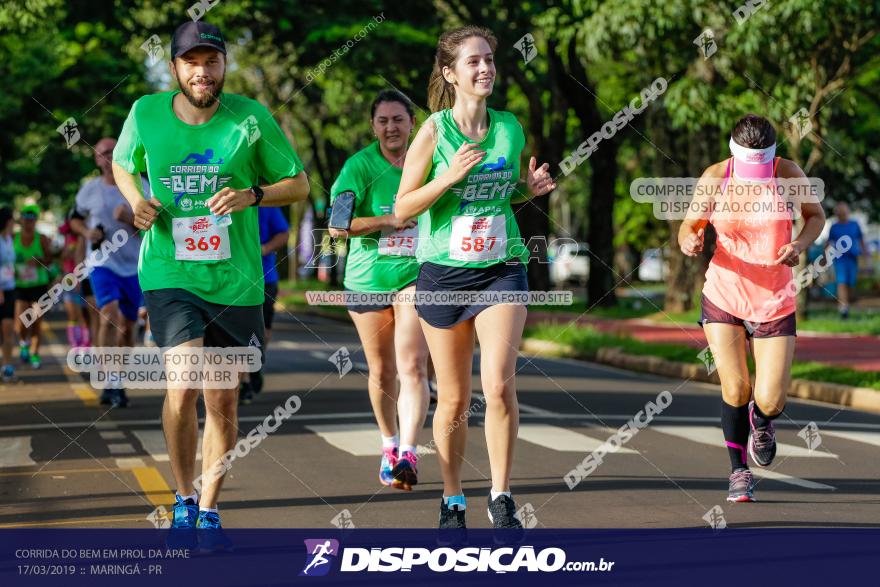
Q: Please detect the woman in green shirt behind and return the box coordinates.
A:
[329,90,430,492]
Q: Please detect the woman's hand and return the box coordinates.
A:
[774,241,803,267]
[526,157,556,197]
[390,215,417,231]
[680,228,705,257]
[443,142,485,185]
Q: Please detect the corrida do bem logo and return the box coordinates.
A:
[159,149,231,211]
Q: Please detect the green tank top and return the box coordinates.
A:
[330,141,419,292]
[416,108,527,268]
[14,232,49,287]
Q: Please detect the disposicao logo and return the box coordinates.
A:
[300,539,339,577]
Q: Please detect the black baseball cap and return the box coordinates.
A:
[171,21,227,59]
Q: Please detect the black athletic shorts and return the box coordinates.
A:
[16,284,49,304]
[81,278,93,298]
[416,261,528,329]
[345,280,417,314]
[144,288,265,353]
[0,289,15,319]
[263,281,279,329]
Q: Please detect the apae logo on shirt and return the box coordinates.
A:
[159,149,232,211]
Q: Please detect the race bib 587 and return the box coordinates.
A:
[449,215,506,262]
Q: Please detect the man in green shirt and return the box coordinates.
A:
[112,20,309,537]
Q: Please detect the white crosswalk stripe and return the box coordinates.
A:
[305,423,436,456]
[821,430,880,449]
[652,426,838,459]
[132,430,202,462]
[0,436,36,467]
[752,469,835,490]
[512,423,637,454]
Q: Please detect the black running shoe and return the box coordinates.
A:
[487,494,523,529]
[438,497,467,546]
[111,389,129,408]
[748,401,777,467]
[99,388,114,405]
[238,381,254,406]
[727,467,756,502]
[439,497,467,529]
[250,370,264,394]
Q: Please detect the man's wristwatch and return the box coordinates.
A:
[249,185,265,207]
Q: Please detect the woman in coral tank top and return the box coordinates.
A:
[678,114,825,503]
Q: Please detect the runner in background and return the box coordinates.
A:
[329,90,430,491]
[680,114,825,503]
[71,137,147,408]
[58,212,91,349]
[826,203,867,319]
[394,27,556,528]
[0,207,17,382]
[13,204,53,370]
[239,205,289,404]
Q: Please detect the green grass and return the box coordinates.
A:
[277,278,350,317]
[524,323,880,391]
[529,297,660,319]
[649,307,880,336]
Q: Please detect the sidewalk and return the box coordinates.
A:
[526,312,880,372]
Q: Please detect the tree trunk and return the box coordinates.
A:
[558,39,618,307]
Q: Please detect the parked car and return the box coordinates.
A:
[638,248,668,282]
[550,241,590,285]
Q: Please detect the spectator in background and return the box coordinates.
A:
[0,207,17,382]
[58,213,91,349]
[826,203,867,319]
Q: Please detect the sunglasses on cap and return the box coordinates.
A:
[21,212,38,220]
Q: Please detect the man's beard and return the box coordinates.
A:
[177,73,225,108]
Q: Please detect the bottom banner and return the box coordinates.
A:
[1,528,876,585]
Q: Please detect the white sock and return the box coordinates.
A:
[490,489,511,501]
[177,492,198,504]
[199,507,218,513]
[399,444,417,456]
[381,434,399,449]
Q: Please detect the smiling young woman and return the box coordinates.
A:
[394,25,556,534]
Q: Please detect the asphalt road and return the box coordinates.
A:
[1,309,878,530]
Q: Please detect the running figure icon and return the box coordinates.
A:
[302,540,335,575]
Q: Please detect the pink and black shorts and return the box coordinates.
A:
[699,295,796,338]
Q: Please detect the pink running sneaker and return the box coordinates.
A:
[379,446,398,487]
[391,451,418,491]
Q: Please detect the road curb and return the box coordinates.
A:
[520,338,880,415]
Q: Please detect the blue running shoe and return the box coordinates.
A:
[2,365,16,383]
[196,510,233,552]
[172,495,198,528]
[18,343,29,363]
[166,495,198,550]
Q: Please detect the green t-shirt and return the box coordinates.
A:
[13,232,49,287]
[416,108,527,268]
[330,141,419,292]
[113,91,303,306]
